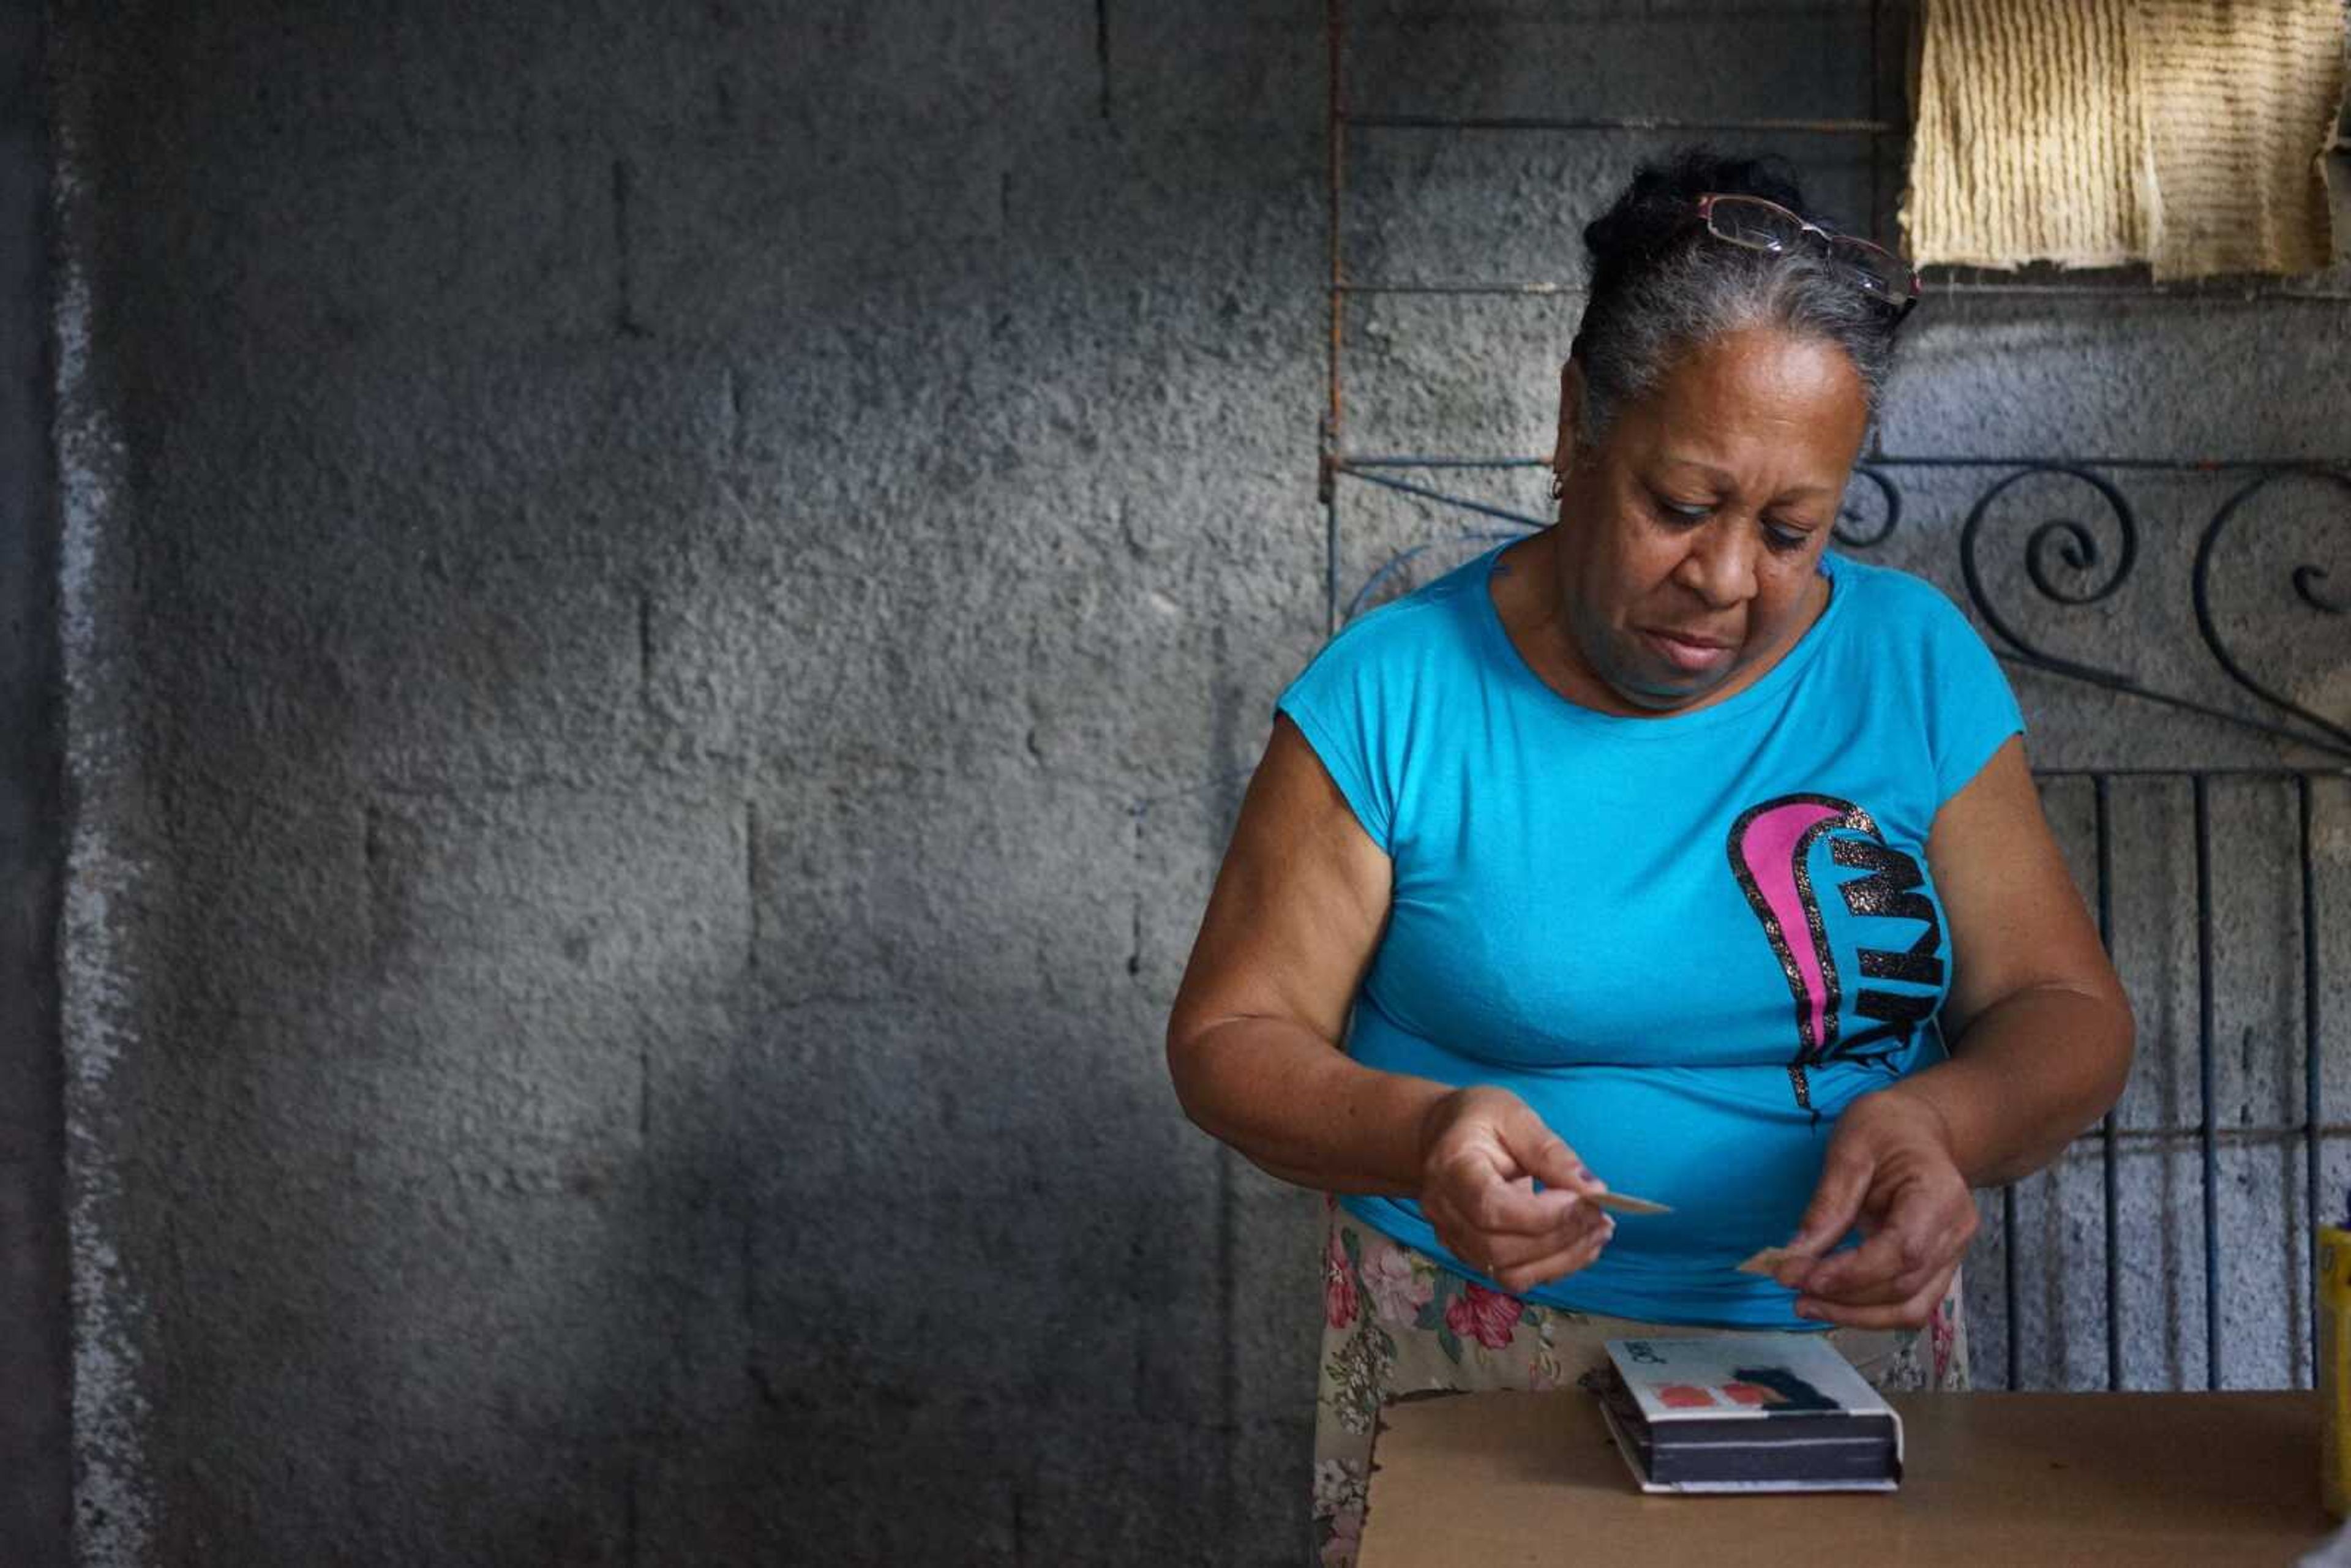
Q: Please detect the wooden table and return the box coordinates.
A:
[1357,1389,2331,1566]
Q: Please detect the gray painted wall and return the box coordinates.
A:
[41,2,2351,1564]
[3,2,69,1563]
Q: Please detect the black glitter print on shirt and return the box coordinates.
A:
[1727,794,1943,1108]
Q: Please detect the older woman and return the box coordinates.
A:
[1164,151,2134,1563]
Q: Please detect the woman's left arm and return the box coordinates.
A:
[1776,735,2135,1327]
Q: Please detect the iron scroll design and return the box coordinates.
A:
[2191,468,2351,757]
[1948,460,2349,761]
[1331,457,2351,760]
[1955,464,2139,689]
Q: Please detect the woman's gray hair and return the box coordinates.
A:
[1569,150,1903,449]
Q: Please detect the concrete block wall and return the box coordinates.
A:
[50,2,1329,1562]
[38,2,2351,1564]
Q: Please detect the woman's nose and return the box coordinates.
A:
[1674,519,1758,609]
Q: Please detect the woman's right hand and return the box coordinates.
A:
[1416,1086,1615,1295]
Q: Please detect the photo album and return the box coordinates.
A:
[1589,1334,1905,1495]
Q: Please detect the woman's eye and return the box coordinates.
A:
[1653,494,1712,522]
[1763,521,1812,552]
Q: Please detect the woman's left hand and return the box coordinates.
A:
[1771,1088,1979,1329]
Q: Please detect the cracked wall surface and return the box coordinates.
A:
[45,2,2351,1564]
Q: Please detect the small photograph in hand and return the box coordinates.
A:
[1735,1244,1802,1275]
[1590,1334,1903,1494]
[1584,1189,1673,1217]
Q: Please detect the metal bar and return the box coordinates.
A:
[1989,653,2347,762]
[2006,653,2347,762]
[2196,776,2221,1389]
[1333,483,2350,757]
[1332,465,1549,531]
[1337,452,2351,473]
[1324,480,1340,637]
[0,9,72,1560]
[2305,774,2325,1389]
[2064,1122,2351,1148]
[1867,0,1884,251]
[1346,530,1527,623]
[2003,1184,2021,1389]
[1865,454,2351,471]
[1336,279,2351,303]
[1342,111,1900,134]
[2097,775,2121,1390]
[1932,280,2351,304]
[1322,0,1345,636]
[1337,456,1548,471]
[2039,767,2351,781]
[1333,282,1585,296]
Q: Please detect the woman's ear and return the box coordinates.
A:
[1553,358,1589,493]
[1556,358,1588,462]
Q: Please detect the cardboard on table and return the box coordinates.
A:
[1357,1389,2327,1567]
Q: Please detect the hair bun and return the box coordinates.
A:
[1581,147,1810,296]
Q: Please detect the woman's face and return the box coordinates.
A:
[1550,326,1869,713]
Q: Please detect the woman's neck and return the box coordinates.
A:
[1488,527,1831,719]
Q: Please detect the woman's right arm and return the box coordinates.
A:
[1165,717,1615,1292]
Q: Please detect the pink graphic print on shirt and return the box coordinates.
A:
[1726,794,1945,1086]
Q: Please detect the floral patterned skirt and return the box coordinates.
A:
[1312,1199,1968,1567]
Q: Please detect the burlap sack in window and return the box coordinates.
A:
[1903,0,2349,279]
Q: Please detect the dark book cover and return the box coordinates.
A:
[1592,1334,1903,1494]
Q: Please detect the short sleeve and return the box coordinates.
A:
[1275,619,1401,855]
[1916,588,2026,806]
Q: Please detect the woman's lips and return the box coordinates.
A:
[1641,628,1733,675]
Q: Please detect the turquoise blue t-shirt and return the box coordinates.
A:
[1276,542,2025,1327]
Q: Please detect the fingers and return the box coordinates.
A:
[1791,1262,1957,1331]
[1798,1264,1943,1314]
[1489,1103,1602,1198]
[1423,1098,1602,1240]
[1490,1216,1616,1294]
[1479,1195,1611,1263]
[1796,1247,1947,1313]
[1429,1179,1613,1291]
[1782,1225,1912,1298]
[1784,1141,1873,1264]
[1797,1211,1973,1304]
[1429,1188,1608,1277]
[1428,1162,1587,1237]
[1790,1168,1978,1298]
[1419,1090,1621,1291]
